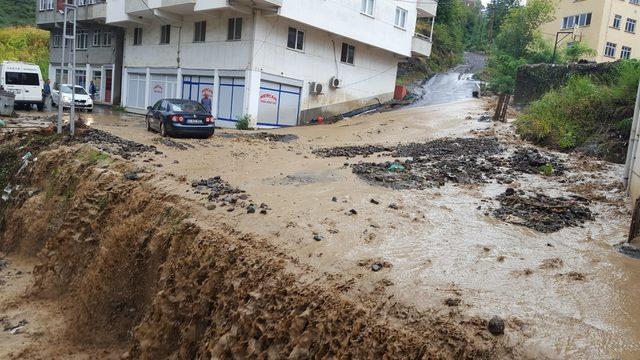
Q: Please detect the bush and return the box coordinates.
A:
[236,115,252,130]
[516,60,640,162]
[0,26,50,77]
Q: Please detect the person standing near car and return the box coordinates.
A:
[43,79,52,110]
[201,92,212,114]
[89,80,97,100]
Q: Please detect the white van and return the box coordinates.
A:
[0,61,44,111]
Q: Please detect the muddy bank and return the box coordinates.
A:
[0,134,516,358]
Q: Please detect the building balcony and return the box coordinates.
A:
[411,33,432,57]
[37,1,107,26]
[416,1,437,17]
[125,0,282,17]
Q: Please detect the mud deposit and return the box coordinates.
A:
[76,128,158,159]
[0,134,514,359]
[492,191,594,233]
[222,132,299,143]
[509,148,565,176]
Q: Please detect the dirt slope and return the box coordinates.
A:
[0,133,516,359]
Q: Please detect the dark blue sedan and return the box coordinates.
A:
[146,99,215,138]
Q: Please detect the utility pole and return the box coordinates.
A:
[57,1,78,136]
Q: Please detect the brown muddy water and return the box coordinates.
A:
[3,99,640,358]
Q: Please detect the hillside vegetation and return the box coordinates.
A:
[0,0,36,27]
[0,27,50,77]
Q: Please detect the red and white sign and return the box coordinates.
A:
[260,93,278,105]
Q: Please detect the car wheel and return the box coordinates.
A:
[160,121,167,137]
[87,109,93,113]
[37,103,44,112]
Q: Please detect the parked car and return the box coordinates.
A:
[0,61,44,111]
[52,84,94,112]
[146,99,215,138]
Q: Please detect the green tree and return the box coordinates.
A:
[486,0,556,93]
[486,0,522,41]
[563,42,597,63]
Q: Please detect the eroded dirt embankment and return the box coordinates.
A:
[0,132,516,359]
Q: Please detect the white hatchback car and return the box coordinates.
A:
[52,84,94,112]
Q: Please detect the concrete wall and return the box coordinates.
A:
[541,0,640,62]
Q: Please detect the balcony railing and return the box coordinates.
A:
[412,33,433,57]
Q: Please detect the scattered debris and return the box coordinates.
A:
[539,258,564,269]
[313,234,324,242]
[358,259,393,272]
[492,192,594,233]
[152,137,195,150]
[313,145,392,158]
[124,171,140,181]
[558,271,586,281]
[370,199,380,205]
[2,319,28,335]
[488,316,505,335]
[509,148,565,176]
[445,298,461,307]
[248,132,298,143]
[0,256,8,270]
[348,209,358,215]
[77,128,157,159]
[192,177,266,213]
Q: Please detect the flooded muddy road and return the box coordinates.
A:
[1,97,639,358]
[411,52,485,107]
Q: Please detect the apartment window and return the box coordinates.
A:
[76,31,88,50]
[360,0,375,16]
[613,15,622,29]
[626,18,637,33]
[340,43,355,65]
[133,27,143,46]
[102,30,112,47]
[194,21,206,43]
[52,33,61,48]
[395,7,407,29]
[605,42,617,58]
[227,18,242,41]
[93,29,101,47]
[287,27,304,51]
[160,25,171,45]
[621,46,632,60]
[39,0,54,11]
[562,13,591,29]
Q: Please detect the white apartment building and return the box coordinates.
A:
[106,0,436,128]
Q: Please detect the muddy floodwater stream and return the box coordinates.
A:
[2,93,640,358]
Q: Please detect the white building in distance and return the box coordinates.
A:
[106,0,437,128]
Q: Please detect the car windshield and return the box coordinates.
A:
[169,101,206,113]
[60,85,88,95]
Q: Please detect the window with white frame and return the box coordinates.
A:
[133,27,143,46]
[361,0,375,16]
[76,31,88,50]
[194,21,206,43]
[160,25,171,45]
[621,46,632,59]
[287,27,304,51]
[227,18,243,41]
[562,13,591,29]
[102,30,112,47]
[93,29,101,47]
[340,43,355,65]
[53,33,61,48]
[613,14,622,29]
[395,7,407,29]
[626,18,637,33]
[39,0,54,11]
[605,42,617,58]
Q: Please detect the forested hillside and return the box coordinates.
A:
[0,0,36,27]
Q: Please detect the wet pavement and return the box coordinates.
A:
[411,52,485,107]
[7,96,640,358]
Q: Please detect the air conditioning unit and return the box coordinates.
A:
[310,82,323,94]
[329,77,342,88]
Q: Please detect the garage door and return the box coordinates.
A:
[217,77,245,127]
[182,75,214,103]
[149,74,177,106]
[258,80,301,127]
[126,72,146,109]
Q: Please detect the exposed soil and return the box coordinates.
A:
[152,137,195,150]
[0,133,516,359]
[492,191,594,233]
